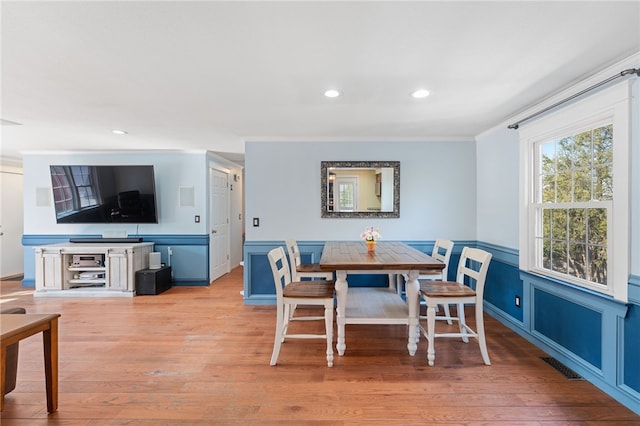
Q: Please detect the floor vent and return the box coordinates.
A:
[541,357,583,380]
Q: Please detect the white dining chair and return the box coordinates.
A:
[420,239,454,281]
[419,246,492,366]
[284,239,334,321]
[285,238,333,281]
[419,239,454,324]
[267,246,335,367]
[398,239,454,289]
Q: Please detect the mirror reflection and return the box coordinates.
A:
[321,161,400,218]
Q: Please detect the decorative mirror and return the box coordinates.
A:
[321,161,400,218]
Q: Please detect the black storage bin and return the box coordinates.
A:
[136,266,172,295]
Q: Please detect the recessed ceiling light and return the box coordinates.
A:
[324,89,341,98]
[411,89,430,99]
[112,129,128,135]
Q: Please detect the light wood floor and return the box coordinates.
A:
[1,266,638,425]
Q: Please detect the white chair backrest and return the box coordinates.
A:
[268,247,292,300]
[455,247,492,301]
[284,238,302,281]
[431,239,454,280]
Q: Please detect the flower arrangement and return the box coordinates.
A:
[360,226,381,242]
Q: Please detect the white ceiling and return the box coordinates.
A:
[1,1,639,164]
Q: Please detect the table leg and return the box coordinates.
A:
[406,270,420,356]
[0,345,6,411]
[42,318,59,413]
[335,270,348,356]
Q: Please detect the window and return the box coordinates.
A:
[69,166,99,208]
[50,166,74,215]
[335,177,357,212]
[520,82,631,302]
[50,166,100,217]
[535,124,612,287]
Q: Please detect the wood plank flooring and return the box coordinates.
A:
[1,266,638,425]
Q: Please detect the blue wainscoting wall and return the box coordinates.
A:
[243,241,331,304]
[477,241,523,323]
[22,234,210,286]
[624,301,640,396]
[516,271,636,414]
[242,240,475,305]
[243,239,640,415]
[150,235,209,285]
[533,287,603,368]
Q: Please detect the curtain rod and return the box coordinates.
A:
[508,68,640,130]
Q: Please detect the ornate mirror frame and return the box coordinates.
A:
[320,161,400,218]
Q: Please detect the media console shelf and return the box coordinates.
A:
[34,242,154,297]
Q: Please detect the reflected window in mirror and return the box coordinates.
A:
[321,161,400,218]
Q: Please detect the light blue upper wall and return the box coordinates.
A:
[475,126,519,249]
[23,152,209,236]
[245,140,477,241]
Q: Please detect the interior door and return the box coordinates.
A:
[0,168,24,278]
[209,167,230,282]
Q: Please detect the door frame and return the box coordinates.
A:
[0,164,24,279]
[208,163,231,282]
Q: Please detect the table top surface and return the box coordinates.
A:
[1,314,61,340]
[319,241,444,271]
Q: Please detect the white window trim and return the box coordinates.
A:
[519,81,631,302]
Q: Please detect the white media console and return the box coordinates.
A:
[34,242,154,297]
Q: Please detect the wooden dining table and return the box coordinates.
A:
[319,241,444,356]
[1,313,61,413]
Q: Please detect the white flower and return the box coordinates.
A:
[360,227,381,241]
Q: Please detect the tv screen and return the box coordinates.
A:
[50,165,158,224]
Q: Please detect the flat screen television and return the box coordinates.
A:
[50,165,158,224]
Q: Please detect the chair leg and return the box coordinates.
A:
[270,303,285,366]
[324,303,334,367]
[476,305,491,365]
[281,304,292,343]
[442,304,453,325]
[289,303,298,319]
[426,301,437,366]
[458,303,469,343]
[415,297,422,342]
